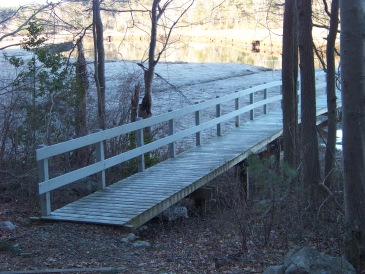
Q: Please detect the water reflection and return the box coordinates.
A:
[83,40,282,70]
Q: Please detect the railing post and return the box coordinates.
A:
[168,110,175,158]
[38,145,51,216]
[235,91,240,127]
[280,85,283,109]
[263,84,268,114]
[250,87,254,120]
[195,102,201,146]
[95,129,106,190]
[216,96,221,136]
[136,118,145,172]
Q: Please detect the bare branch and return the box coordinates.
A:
[322,0,331,17]
[0,3,56,43]
[155,0,195,64]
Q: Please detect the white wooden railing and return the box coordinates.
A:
[36,75,326,216]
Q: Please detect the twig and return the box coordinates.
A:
[318,181,344,214]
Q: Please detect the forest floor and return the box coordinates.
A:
[0,163,345,274]
[0,160,346,274]
[0,62,346,273]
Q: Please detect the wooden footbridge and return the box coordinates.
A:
[36,71,340,229]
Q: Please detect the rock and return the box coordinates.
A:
[121,233,137,243]
[263,247,355,274]
[159,206,188,221]
[0,221,17,231]
[138,225,148,232]
[132,240,151,248]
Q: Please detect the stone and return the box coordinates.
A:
[132,240,151,248]
[263,247,355,274]
[121,233,137,243]
[138,225,148,232]
[159,206,188,221]
[0,221,17,231]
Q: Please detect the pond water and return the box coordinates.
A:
[84,40,283,70]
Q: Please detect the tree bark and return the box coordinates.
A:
[324,0,339,188]
[298,0,321,205]
[139,0,160,119]
[93,0,106,129]
[73,37,89,167]
[340,0,365,268]
[75,37,88,138]
[131,82,140,123]
[282,0,299,169]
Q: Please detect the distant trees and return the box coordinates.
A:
[0,2,56,49]
[340,0,365,268]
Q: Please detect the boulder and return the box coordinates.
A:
[132,240,151,248]
[121,233,138,243]
[0,221,17,232]
[159,206,188,221]
[263,247,355,274]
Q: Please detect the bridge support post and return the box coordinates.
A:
[136,118,145,172]
[168,110,175,158]
[235,91,240,127]
[263,85,268,114]
[38,145,51,216]
[216,96,221,136]
[237,159,250,200]
[190,187,215,215]
[250,88,255,120]
[195,102,201,146]
[95,130,106,190]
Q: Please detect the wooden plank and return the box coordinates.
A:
[49,211,131,222]
[41,215,127,226]
[54,207,144,218]
[59,201,156,211]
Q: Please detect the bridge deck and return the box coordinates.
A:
[40,92,335,229]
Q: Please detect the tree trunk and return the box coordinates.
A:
[282,0,299,169]
[324,0,339,188]
[298,0,321,205]
[75,37,88,138]
[93,0,106,129]
[131,82,140,123]
[73,37,89,167]
[340,0,365,268]
[140,0,160,119]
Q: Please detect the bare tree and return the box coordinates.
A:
[340,0,365,269]
[93,0,106,129]
[323,0,339,188]
[281,0,298,169]
[138,0,195,119]
[298,0,321,205]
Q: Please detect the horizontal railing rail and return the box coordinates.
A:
[36,73,327,216]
